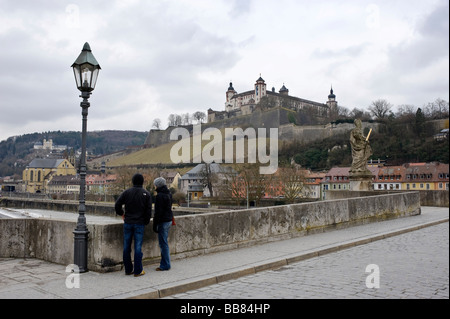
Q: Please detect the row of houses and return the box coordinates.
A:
[18,158,181,195]
[178,162,449,201]
[20,158,119,195]
[8,157,449,202]
[323,162,449,197]
[325,163,449,191]
[45,173,119,195]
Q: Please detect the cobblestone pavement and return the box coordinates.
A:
[167,222,449,299]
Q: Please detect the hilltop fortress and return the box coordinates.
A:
[208,75,336,122]
[144,75,376,148]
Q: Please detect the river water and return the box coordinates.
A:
[0,207,121,224]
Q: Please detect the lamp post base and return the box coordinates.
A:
[73,228,89,273]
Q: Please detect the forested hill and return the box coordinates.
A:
[0,130,148,177]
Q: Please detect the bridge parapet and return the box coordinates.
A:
[0,192,421,272]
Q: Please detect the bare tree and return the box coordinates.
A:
[175,114,183,126]
[396,104,416,116]
[337,106,350,118]
[111,166,136,194]
[276,167,308,203]
[395,104,417,123]
[152,118,162,129]
[349,107,371,121]
[167,114,183,126]
[199,163,217,197]
[217,164,242,204]
[236,163,272,206]
[424,98,449,119]
[368,99,392,120]
[182,113,192,125]
[193,111,206,124]
[145,170,161,193]
[167,114,176,127]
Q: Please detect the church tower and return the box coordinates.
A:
[326,86,337,109]
[254,75,266,104]
[225,82,237,111]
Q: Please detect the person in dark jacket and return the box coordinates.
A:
[153,177,173,271]
[115,173,152,277]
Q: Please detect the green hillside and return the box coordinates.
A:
[107,127,278,167]
[0,130,147,177]
[107,118,449,171]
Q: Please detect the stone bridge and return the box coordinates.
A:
[0,192,423,272]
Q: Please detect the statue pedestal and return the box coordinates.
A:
[349,172,373,191]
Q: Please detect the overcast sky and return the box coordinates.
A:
[0,0,448,142]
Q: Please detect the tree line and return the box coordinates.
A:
[331,97,449,122]
[152,111,207,129]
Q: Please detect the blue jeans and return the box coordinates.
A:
[123,223,145,275]
[157,221,172,270]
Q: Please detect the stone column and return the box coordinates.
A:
[349,172,373,191]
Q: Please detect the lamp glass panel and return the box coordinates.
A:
[73,66,82,89]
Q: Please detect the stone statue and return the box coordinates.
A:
[349,119,372,176]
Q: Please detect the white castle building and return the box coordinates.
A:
[208,75,338,122]
[33,139,67,152]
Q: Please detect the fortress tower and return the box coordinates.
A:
[326,86,338,109]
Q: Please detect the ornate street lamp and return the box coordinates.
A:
[71,42,101,273]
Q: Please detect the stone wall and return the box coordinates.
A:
[0,198,218,217]
[326,190,449,207]
[0,198,116,216]
[418,190,449,207]
[144,107,379,147]
[0,192,420,272]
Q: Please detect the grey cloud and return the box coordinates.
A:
[97,3,240,78]
[312,43,369,59]
[228,0,252,18]
[0,29,75,126]
[386,1,449,72]
[364,1,449,101]
[90,3,241,113]
[419,1,449,39]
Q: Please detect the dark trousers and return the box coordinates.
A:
[123,223,145,275]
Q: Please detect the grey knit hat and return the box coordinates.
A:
[154,177,166,188]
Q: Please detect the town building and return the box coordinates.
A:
[304,171,327,199]
[179,163,235,197]
[321,162,448,198]
[33,139,67,152]
[22,158,76,193]
[321,166,380,199]
[86,173,117,195]
[187,182,204,201]
[262,168,320,200]
[433,128,449,141]
[399,162,448,191]
[373,162,449,191]
[47,175,80,194]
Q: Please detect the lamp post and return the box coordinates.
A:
[71,42,101,273]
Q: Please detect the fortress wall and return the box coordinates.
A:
[145,107,379,148]
[144,108,283,147]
